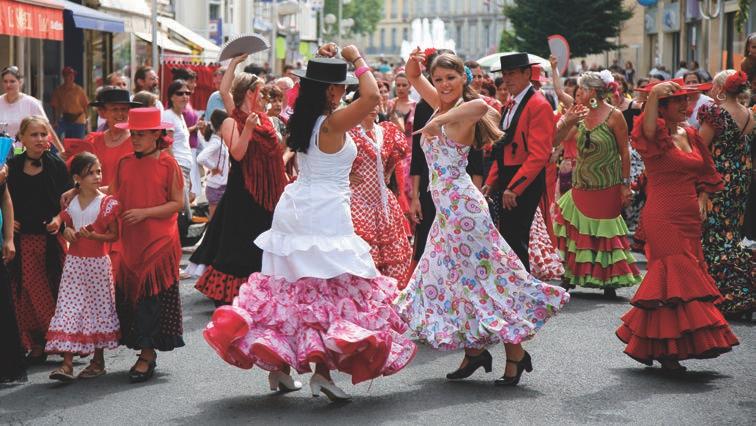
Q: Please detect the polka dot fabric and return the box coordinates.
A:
[45,255,120,354]
[10,235,60,350]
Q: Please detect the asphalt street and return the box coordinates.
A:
[1,255,754,425]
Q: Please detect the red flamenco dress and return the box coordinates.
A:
[191,110,287,305]
[347,122,412,286]
[113,151,185,351]
[616,115,739,365]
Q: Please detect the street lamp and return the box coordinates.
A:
[270,0,301,75]
[311,0,353,44]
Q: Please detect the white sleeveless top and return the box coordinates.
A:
[255,115,379,282]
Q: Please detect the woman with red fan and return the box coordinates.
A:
[697,70,755,321]
[616,81,739,373]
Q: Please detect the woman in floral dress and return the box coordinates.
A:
[698,70,755,320]
[348,94,412,285]
[396,51,569,387]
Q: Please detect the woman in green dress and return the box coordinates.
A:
[553,71,642,297]
[698,70,754,321]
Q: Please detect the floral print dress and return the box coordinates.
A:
[698,104,754,318]
[395,127,570,350]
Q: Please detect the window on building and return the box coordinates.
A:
[456,24,462,48]
[402,0,409,19]
[209,3,220,20]
[402,28,409,44]
[380,28,386,50]
[391,28,397,51]
[484,23,490,53]
[391,0,397,19]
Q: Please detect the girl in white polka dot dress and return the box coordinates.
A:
[45,152,121,382]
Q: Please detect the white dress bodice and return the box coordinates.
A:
[255,115,379,282]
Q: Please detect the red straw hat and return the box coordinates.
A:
[530,64,549,84]
[114,107,174,131]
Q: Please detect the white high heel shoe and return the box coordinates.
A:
[268,371,302,392]
[309,373,351,401]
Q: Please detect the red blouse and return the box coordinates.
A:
[60,196,120,258]
[113,151,182,302]
[88,132,133,187]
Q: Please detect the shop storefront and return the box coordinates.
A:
[0,0,64,115]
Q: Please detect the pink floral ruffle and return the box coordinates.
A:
[204,273,416,384]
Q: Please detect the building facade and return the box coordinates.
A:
[638,0,756,78]
[358,0,512,62]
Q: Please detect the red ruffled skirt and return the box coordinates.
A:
[616,237,739,364]
[204,273,417,384]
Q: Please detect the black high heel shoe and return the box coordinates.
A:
[446,349,493,380]
[494,351,533,386]
[128,355,156,383]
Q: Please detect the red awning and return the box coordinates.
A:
[0,0,64,41]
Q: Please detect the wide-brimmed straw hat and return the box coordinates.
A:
[89,87,143,108]
[291,57,358,85]
[114,107,173,131]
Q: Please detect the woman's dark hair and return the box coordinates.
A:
[481,82,496,97]
[203,109,229,141]
[171,67,197,81]
[286,78,334,153]
[262,84,284,101]
[69,151,99,180]
[429,53,503,149]
[494,77,505,88]
[166,79,188,109]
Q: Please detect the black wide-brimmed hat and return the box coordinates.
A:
[498,53,538,71]
[292,57,358,85]
[89,87,143,108]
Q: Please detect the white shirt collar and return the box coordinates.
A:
[511,83,533,107]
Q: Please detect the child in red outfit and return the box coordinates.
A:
[45,152,120,381]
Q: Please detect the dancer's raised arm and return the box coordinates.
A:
[405,48,439,109]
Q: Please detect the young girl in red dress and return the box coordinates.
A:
[111,108,184,383]
[45,152,120,382]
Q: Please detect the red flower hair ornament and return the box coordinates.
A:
[423,48,437,68]
[724,70,749,94]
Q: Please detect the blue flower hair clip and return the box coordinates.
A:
[464,65,473,85]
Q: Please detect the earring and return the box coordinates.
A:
[716,93,726,101]
[589,97,599,109]
[74,181,80,189]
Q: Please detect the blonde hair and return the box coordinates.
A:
[17,115,49,141]
[429,53,503,149]
[231,72,264,108]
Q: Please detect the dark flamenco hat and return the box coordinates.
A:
[291,57,358,85]
[89,87,143,108]
[497,52,538,72]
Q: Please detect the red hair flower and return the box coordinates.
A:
[724,70,749,94]
[423,47,437,67]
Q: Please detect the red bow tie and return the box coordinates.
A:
[503,98,515,111]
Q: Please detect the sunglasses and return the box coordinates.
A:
[1,65,21,78]
[174,91,193,96]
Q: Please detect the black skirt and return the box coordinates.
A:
[0,263,27,382]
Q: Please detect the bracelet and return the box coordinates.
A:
[354,66,370,78]
[351,56,364,65]
[622,177,632,186]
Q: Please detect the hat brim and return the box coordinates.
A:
[493,62,539,72]
[114,122,174,131]
[89,101,144,108]
[635,87,699,98]
[291,68,358,85]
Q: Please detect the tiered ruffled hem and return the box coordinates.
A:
[194,266,247,303]
[616,253,739,364]
[255,230,379,282]
[555,191,641,288]
[529,207,564,281]
[204,273,416,384]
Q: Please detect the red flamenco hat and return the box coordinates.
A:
[114,107,173,131]
[635,78,699,98]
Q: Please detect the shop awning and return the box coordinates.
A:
[157,16,220,59]
[59,0,124,33]
[0,0,64,40]
[134,31,192,54]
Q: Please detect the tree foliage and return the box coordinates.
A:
[324,0,384,37]
[503,0,633,57]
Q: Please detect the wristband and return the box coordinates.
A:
[352,56,364,65]
[355,66,370,78]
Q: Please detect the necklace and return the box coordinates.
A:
[135,146,159,159]
[26,155,42,167]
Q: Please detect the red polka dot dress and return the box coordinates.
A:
[45,195,121,354]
